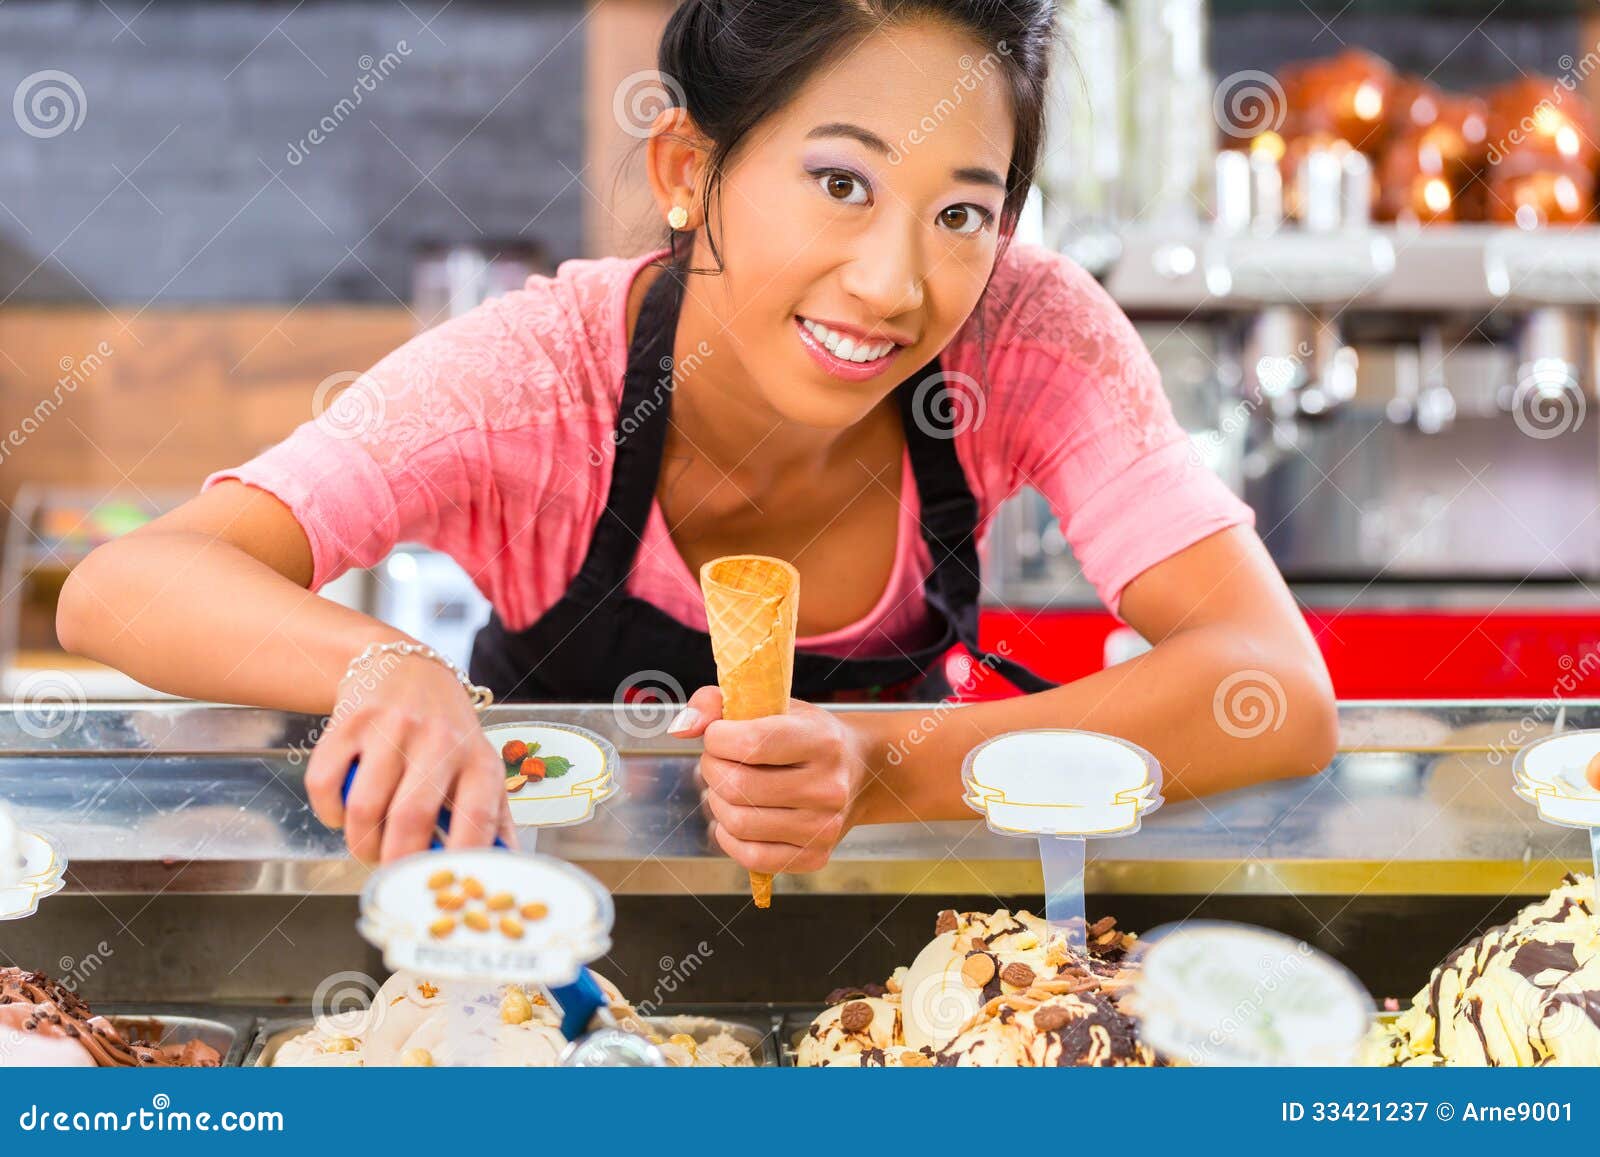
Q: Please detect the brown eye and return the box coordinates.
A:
[815,170,869,205]
[939,203,991,235]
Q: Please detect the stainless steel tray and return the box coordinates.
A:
[98,1007,254,1067]
[248,1008,780,1067]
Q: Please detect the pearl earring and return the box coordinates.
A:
[667,205,689,230]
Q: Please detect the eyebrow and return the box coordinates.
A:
[805,122,1006,190]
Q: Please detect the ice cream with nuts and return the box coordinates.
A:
[1371,874,1600,1067]
[0,968,220,1067]
[270,969,751,1068]
[797,908,1157,1067]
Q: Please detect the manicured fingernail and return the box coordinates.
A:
[668,707,701,734]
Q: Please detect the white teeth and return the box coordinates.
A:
[800,318,895,363]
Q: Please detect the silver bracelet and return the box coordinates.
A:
[342,641,495,711]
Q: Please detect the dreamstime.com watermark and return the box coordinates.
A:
[587,341,713,466]
[884,640,1014,768]
[1485,645,1600,766]
[55,941,115,993]
[1485,44,1600,166]
[1213,669,1288,740]
[286,43,412,165]
[286,648,408,766]
[886,42,1010,165]
[613,669,688,740]
[634,941,714,1017]
[0,341,115,468]
[909,369,985,440]
[12,669,89,742]
[1212,69,1287,139]
[1184,940,1314,1065]
[15,1096,283,1134]
[13,69,87,139]
[613,70,686,140]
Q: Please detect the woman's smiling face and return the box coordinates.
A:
[688,20,1017,430]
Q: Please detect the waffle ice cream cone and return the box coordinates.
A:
[700,555,799,909]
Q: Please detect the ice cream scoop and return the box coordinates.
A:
[798,908,1151,1067]
[938,990,1155,1067]
[271,969,749,1067]
[1372,874,1600,1067]
[0,969,220,1067]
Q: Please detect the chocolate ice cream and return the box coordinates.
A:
[0,968,220,1067]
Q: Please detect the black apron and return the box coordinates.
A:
[469,260,1055,705]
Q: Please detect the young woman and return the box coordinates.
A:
[58,0,1337,870]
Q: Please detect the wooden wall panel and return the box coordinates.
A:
[584,0,679,258]
[0,308,416,507]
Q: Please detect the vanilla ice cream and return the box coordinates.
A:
[271,970,751,1067]
[798,908,1155,1068]
[1372,874,1600,1067]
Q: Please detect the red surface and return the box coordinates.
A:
[957,607,1600,700]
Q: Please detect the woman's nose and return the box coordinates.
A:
[837,228,925,321]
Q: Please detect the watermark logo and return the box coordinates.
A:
[0,340,114,468]
[311,370,387,441]
[1511,360,1585,440]
[14,670,87,741]
[14,70,87,139]
[586,340,711,465]
[286,44,411,165]
[902,965,976,1047]
[311,970,383,1037]
[1212,669,1287,740]
[635,942,714,1016]
[56,943,115,993]
[910,370,985,440]
[614,669,687,739]
[885,42,1010,164]
[613,70,684,140]
[1212,70,1287,138]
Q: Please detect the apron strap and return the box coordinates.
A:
[566,262,685,603]
[896,366,1058,695]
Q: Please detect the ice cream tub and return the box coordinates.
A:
[248,1012,778,1067]
[98,1010,251,1067]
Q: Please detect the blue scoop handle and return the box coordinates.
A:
[548,970,608,1042]
[340,758,508,850]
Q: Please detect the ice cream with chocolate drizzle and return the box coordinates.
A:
[798,908,1157,1067]
[1370,874,1600,1067]
[0,968,220,1067]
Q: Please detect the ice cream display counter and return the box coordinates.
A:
[0,700,1594,1066]
[0,700,1587,899]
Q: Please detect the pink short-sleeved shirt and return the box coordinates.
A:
[204,243,1253,659]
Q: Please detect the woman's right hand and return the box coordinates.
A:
[304,653,514,864]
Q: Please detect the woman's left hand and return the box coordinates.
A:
[668,686,875,874]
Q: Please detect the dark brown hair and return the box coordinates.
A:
[655,0,1057,269]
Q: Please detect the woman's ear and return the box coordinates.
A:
[644,107,711,229]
